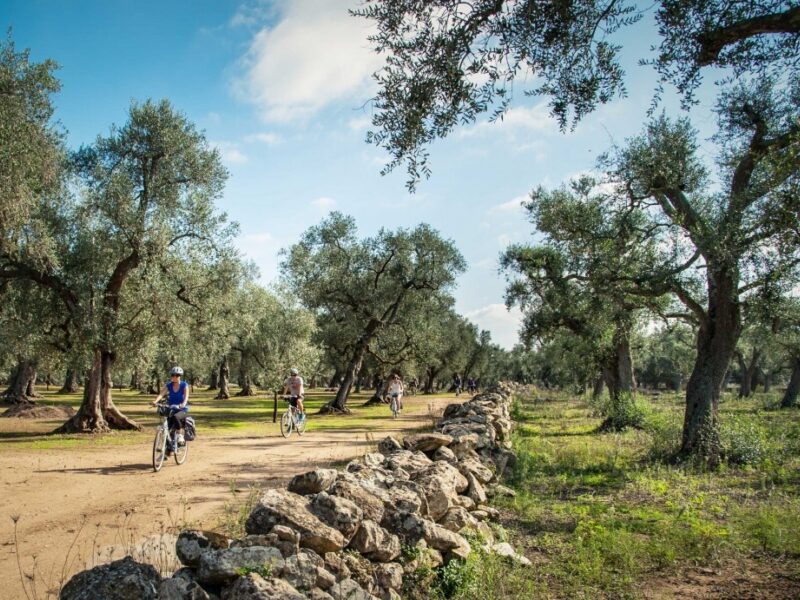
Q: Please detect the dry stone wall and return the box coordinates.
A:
[60,384,528,600]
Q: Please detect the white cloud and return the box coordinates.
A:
[244,132,283,145]
[348,115,372,131]
[488,195,528,215]
[497,233,511,248]
[458,103,556,138]
[465,304,523,350]
[212,140,248,164]
[235,0,383,122]
[311,196,336,210]
[243,232,273,243]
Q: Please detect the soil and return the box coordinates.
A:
[0,396,453,600]
[1,404,76,419]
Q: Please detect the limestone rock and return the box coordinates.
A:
[373,562,403,591]
[432,445,457,464]
[287,469,338,495]
[245,489,346,555]
[402,433,454,453]
[309,491,363,541]
[176,530,231,567]
[222,573,305,600]
[158,576,212,600]
[492,542,532,566]
[328,479,385,523]
[197,546,284,585]
[60,556,161,600]
[377,436,403,455]
[348,519,401,562]
[457,457,494,484]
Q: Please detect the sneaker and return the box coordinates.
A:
[177,433,185,446]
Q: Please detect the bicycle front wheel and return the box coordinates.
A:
[174,439,189,465]
[152,428,167,472]
[391,400,399,418]
[280,411,293,438]
[295,414,307,435]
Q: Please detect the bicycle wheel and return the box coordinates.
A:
[280,410,293,438]
[295,413,307,435]
[152,428,167,472]
[174,437,189,465]
[390,399,399,418]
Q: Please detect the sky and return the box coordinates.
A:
[4,0,722,349]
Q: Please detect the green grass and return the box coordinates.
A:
[444,389,800,599]
[0,386,451,450]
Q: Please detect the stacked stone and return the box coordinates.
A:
[60,385,529,600]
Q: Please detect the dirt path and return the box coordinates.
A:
[0,396,452,600]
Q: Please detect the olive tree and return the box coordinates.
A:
[605,78,799,460]
[1,99,238,432]
[281,213,465,412]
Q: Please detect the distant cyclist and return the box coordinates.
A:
[467,377,477,394]
[151,366,189,453]
[283,368,306,420]
[453,372,462,396]
[386,373,404,413]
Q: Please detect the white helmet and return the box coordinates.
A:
[290,368,299,376]
[171,366,184,376]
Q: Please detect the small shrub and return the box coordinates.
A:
[596,393,649,432]
[720,415,768,466]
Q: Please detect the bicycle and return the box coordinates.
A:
[387,392,401,418]
[152,404,189,471]
[280,395,307,438]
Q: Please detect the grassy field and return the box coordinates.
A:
[0,386,445,450]
[430,389,800,599]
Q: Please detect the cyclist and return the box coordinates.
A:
[386,373,404,413]
[467,377,477,394]
[408,376,418,396]
[283,368,306,420]
[453,372,462,396]
[151,366,189,454]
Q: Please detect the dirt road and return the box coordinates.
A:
[0,397,451,600]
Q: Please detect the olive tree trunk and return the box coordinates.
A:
[58,367,80,394]
[215,358,231,400]
[3,360,37,404]
[56,349,141,433]
[680,270,740,465]
[781,356,800,408]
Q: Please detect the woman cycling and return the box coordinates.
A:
[386,374,404,413]
[151,366,189,453]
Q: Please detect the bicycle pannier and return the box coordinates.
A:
[184,416,197,441]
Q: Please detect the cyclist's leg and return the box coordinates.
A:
[297,396,305,417]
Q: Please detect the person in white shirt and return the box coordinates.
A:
[386,374,404,412]
[282,368,306,419]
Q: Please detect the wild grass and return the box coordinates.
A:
[438,389,800,599]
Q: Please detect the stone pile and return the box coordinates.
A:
[60,385,528,600]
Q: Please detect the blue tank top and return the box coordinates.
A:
[166,380,188,412]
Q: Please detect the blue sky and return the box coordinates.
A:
[5,1,721,349]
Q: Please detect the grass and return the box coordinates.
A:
[440,389,800,599]
[0,386,454,450]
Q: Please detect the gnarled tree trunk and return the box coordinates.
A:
[781,356,800,408]
[207,367,219,391]
[56,349,141,433]
[215,358,230,400]
[60,367,80,394]
[424,366,440,394]
[680,270,740,465]
[736,348,761,398]
[598,324,638,430]
[3,360,37,404]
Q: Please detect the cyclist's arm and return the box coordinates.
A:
[180,385,189,410]
[151,385,169,406]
